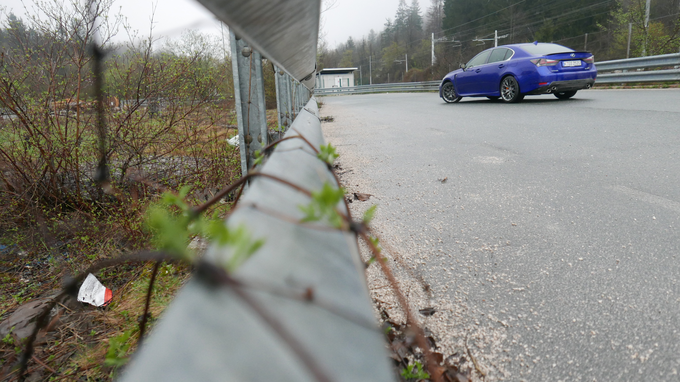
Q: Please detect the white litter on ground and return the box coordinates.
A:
[227,135,240,147]
[78,273,113,307]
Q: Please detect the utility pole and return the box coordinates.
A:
[431,33,435,66]
[584,33,588,51]
[432,35,461,67]
[627,23,632,58]
[394,54,408,80]
[359,66,362,86]
[474,30,508,47]
[369,56,372,85]
[643,0,650,56]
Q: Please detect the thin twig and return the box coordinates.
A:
[466,336,487,378]
[237,203,341,232]
[193,172,312,215]
[138,261,161,344]
[239,277,378,331]
[291,127,320,154]
[359,230,443,382]
[31,354,59,375]
[260,135,303,154]
[196,262,333,382]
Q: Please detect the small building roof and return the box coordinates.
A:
[318,67,358,75]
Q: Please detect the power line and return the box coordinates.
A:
[433,0,527,38]
[439,0,614,42]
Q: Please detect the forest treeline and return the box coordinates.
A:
[318,0,680,84]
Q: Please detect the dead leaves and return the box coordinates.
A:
[419,307,437,317]
[353,192,372,201]
[381,307,471,382]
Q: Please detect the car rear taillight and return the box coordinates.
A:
[583,55,595,64]
[530,58,559,67]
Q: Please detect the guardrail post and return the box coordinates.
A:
[274,66,292,139]
[297,83,303,112]
[297,82,303,114]
[230,31,268,175]
[287,75,294,119]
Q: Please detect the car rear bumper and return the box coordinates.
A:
[527,78,595,95]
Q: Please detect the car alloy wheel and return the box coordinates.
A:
[500,76,523,103]
[442,82,462,103]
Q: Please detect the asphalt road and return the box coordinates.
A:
[320,89,680,381]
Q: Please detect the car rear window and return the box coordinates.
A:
[519,43,573,55]
[488,48,509,63]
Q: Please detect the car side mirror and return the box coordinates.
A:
[459,63,467,70]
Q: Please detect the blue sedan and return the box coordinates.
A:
[439,42,597,103]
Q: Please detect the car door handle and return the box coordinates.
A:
[475,69,481,73]
[498,64,505,68]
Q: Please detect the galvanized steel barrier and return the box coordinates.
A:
[315,80,440,96]
[121,0,393,381]
[595,53,680,84]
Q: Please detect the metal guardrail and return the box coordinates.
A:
[596,69,680,83]
[315,53,680,96]
[595,53,680,84]
[315,80,439,96]
[195,0,319,89]
[121,98,393,381]
[595,53,680,72]
[120,0,393,381]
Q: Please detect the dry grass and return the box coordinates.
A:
[0,261,191,381]
[0,105,282,381]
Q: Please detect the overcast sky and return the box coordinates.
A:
[1,0,427,49]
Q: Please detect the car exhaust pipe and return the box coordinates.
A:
[586,84,592,89]
[551,86,558,92]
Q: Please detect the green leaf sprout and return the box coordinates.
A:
[400,361,430,380]
[299,182,345,228]
[317,143,339,165]
[363,204,377,224]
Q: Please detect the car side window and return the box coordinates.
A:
[504,49,514,60]
[466,50,491,68]
[488,48,508,64]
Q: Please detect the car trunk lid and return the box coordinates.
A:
[543,51,594,72]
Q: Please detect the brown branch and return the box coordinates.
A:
[138,261,161,345]
[358,231,443,382]
[196,262,333,382]
[31,355,59,376]
[193,172,313,215]
[239,277,378,331]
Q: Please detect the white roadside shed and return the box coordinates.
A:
[315,67,358,89]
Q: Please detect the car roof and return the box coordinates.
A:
[496,42,574,54]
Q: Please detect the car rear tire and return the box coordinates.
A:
[500,76,523,103]
[554,91,577,100]
[442,82,462,103]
